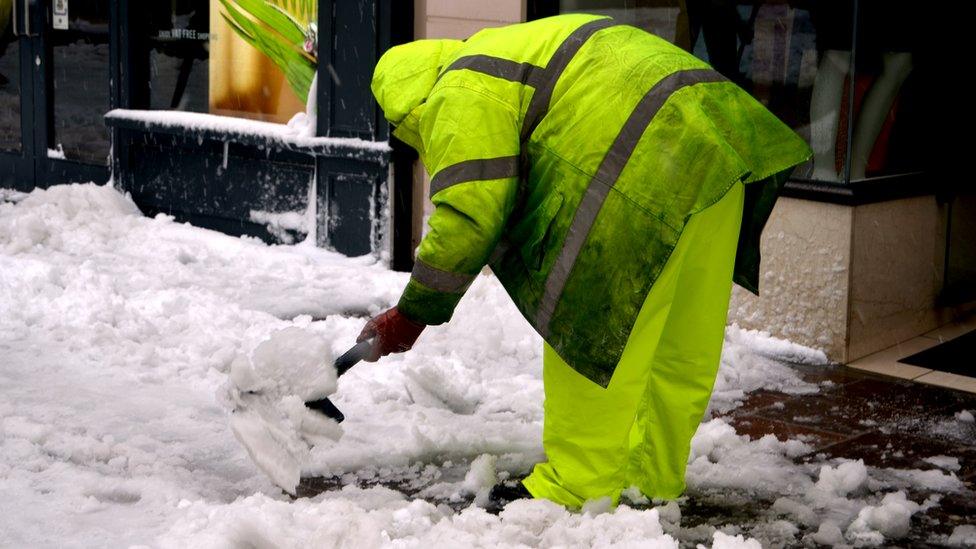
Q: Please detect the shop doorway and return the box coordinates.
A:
[0,0,111,192]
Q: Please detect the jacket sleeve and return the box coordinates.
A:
[396,85,521,325]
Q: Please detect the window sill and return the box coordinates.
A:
[782,172,936,206]
[105,109,390,164]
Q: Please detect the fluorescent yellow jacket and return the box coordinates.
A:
[371,14,811,386]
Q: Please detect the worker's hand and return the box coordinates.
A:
[357,307,426,362]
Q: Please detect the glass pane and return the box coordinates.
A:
[1,5,21,153]
[548,0,853,181]
[845,2,923,180]
[142,0,317,125]
[560,0,690,46]
[147,1,210,112]
[208,0,317,123]
[51,3,111,164]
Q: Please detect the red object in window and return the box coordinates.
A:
[835,74,901,178]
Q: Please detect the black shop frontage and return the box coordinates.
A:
[0,0,415,267]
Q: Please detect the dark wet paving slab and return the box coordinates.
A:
[722,363,976,546]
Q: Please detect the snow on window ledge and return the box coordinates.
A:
[104,109,391,161]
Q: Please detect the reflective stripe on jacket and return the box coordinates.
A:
[371,14,812,386]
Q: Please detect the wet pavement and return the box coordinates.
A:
[725,364,976,484]
[298,362,976,547]
[715,363,976,546]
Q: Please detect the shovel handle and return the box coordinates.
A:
[304,339,374,423]
[334,338,373,376]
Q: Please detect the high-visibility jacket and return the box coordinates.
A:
[371,14,811,386]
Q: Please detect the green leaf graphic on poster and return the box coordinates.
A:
[218,0,317,103]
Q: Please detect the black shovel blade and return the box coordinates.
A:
[305,397,345,423]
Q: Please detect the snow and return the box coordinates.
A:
[461,454,498,507]
[47,144,66,159]
[815,459,868,497]
[225,327,345,493]
[0,182,969,548]
[949,525,976,547]
[706,531,761,549]
[249,210,309,244]
[0,188,28,203]
[104,108,391,153]
[922,455,962,472]
[809,521,845,546]
[230,327,338,401]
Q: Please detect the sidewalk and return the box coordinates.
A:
[721,362,976,546]
[299,361,976,547]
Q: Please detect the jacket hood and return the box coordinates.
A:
[371,39,464,150]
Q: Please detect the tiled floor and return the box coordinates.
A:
[849,315,976,393]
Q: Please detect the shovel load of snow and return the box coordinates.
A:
[226,327,345,494]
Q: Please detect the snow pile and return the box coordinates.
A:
[285,73,319,139]
[845,491,920,544]
[0,188,28,203]
[0,181,140,253]
[923,455,962,471]
[708,327,824,415]
[1,183,968,548]
[687,420,813,496]
[815,459,868,497]
[460,454,498,507]
[249,210,309,244]
[161,491,682,549]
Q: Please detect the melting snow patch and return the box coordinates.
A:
[949,525,976,547]
[923,455,962,472]
[845,491,920,543]
[887,468,964,493]
[461,454,497,507]
[248,210,309,244]
[706,531,762,548]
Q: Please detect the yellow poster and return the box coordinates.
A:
[208,0,316,124]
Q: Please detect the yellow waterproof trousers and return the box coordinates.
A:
[522,182,745,508]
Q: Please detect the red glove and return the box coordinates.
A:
[357,307,426,362]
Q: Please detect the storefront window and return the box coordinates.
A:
[142,0,317,125]
[1,2,21,152]
[52,1,111,164]
[541,1,926,183]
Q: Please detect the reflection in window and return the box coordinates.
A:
[52,3,111,164]
[547,1,925,182]
[144,0,317,125]
[1,2,21,152]
[147,1,210,112]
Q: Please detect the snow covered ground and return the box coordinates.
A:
[1,183,973,548]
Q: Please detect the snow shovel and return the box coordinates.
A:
[230,339,373,495]
[304,339,372,422]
